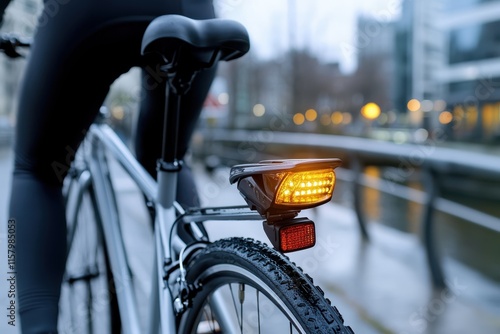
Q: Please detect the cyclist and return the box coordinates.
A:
[1,0,217,333]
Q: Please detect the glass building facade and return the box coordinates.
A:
[439,0,500,143]
[449,20,500,64]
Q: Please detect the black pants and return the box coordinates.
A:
[8,0,215,332]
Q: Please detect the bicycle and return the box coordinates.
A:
[2,14,354,334]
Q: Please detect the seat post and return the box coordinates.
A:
[160,88,182,170]
[158,57,201,169]
[156,55,201,208]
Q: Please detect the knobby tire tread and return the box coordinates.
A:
[182,237,355,334]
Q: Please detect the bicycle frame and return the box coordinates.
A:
[68,119,263,334]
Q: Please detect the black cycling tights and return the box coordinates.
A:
[8,0,216,333]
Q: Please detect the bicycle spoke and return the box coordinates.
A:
[219,282,304,333]
[256,290,261,334]
[87,278,93,334]
[228,284,242,331]
[238,284,245,333]
[201,304,215,333]
[207,301,215,333]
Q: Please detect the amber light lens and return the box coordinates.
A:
[280,222,315,252]
[274,169,335,206]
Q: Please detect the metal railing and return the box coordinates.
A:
[198,128,500,289]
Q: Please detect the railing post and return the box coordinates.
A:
[422,164,446,289]
[351,155,370,241]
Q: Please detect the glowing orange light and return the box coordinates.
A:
[331,111,343,125]
[439,111,453,125]
[275,169,335,205]
[305,109,317,122]
[407,99,421,112]
[293,113,305,125]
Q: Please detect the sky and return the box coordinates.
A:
[214,0,402,73]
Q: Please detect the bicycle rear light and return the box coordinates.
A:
[275,169,335,205]
[263,217,316,252]
[229,158,341,217]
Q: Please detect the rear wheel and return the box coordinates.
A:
[59,174,121,334]
[177,237,354,334]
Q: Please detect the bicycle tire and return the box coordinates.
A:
[177,237,354,334]
[58,179,121,334]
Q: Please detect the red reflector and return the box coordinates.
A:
[279,223,315,252]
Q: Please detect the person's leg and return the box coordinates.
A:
[9,179,66,334]
[9,20,146,333]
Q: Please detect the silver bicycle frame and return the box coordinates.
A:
[77,122,262,334]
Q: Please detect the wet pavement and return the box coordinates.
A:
[1,145,499,333]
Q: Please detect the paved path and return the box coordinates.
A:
[1,146,499,333]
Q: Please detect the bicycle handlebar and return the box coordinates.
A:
[0,33,32,58]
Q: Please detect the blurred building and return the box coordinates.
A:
[391,0,500,143]
[355,15,397,113]
[393,0,445,134]
[436,0,500,143]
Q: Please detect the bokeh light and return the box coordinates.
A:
[361,102,381,120]
[293,113,305,125]
[331,111,343,125]
[253,103,266,117]
[305,109,317,122]
[407,99,421,112]
[218,93,229,105]
[439,111,453,124]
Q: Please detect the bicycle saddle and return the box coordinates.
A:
[141,14,250,67]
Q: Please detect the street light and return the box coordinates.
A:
[407,99,421,112]
[305,109,317,122]
[253,104,266,117]
[361,102,381,120]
